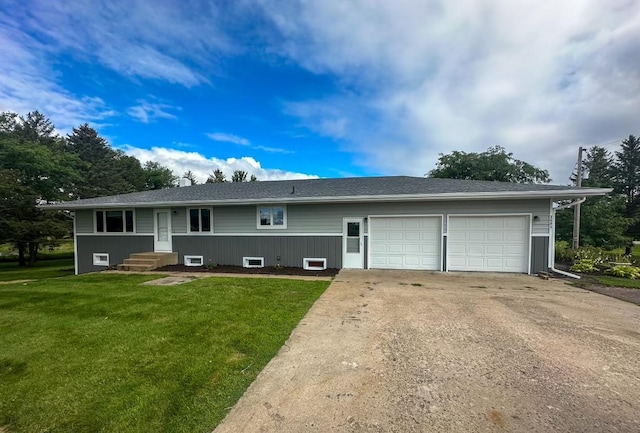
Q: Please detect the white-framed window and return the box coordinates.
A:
[257,205,287,229]
[95,209,134,233]
[188,208,212,233]
[243,257,264,268]
[303,258,327,270]
[93,253,109,266]
[184,255,204,266]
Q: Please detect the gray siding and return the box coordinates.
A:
[76,235,153,274]
[172,208,187,233]
[531,236,550,274]
[172,235,342,268]
[136,208,154,233]
[76,210,94,233]
[210,199,551,235]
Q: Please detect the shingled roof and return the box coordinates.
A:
[45,176,611,209]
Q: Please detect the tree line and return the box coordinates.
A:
[0,111,257,266]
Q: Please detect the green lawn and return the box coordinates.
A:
[594,275,640,289]
[0,259,75,282]
[0,274,329,433]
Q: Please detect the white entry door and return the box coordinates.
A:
[154,209,172,252]
[343,217,364,269]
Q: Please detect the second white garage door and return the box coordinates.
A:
[369,217,441,270]
[447,216,530,273]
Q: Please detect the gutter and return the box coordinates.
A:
[548,197,587,279]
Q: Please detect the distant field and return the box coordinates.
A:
[0,240,74,261]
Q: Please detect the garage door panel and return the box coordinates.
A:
[485,245,504,255]
[468,245,485,255]
[449,216,529,273]
[370,217,441,270]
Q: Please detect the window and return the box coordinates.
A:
[257,206,286,229]
[243,257,264,268]
[189,208,212,232]
[93,253,109,266]
[184,255,204,266]
[303,258,327,270]
[96,210,134,233]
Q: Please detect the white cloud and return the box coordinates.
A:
[8,0,235,87]
[207,132,251,146]
[0,23,116,131]
[119,145,318,183]
[127,100,179,123]
[260,0,640,182]
[206,132,292,154]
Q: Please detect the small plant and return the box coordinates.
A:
[570,259,598,273]
[605,265,640,279]
[554,240,574,263]
[205,259,217,270]
[573,246,606,265]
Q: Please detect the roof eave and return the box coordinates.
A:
[42,188,612,210]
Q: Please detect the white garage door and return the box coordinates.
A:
[369,217,441,270]
[448,216,530,273]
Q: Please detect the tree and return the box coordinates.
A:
[231,170,248,182]
[613,135,640,203]
[143,161,177,190]
[250,174,258,182]
[206,169,226,183]
[66,124,147,198]
[428,146,550,184]
[183,170,199,185]
[582,146,614,187]
[556,195,632,249]
[0,111,79,265]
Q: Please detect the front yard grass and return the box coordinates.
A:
[593,275,640,289]
[0,259,75,282]
[0,274,329,433]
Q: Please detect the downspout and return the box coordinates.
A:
[549,197,586,279]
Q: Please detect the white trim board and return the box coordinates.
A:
[45,188,610,210]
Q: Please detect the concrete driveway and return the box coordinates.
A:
[214,270,640,432]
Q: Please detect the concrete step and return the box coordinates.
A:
[123,258,159,266]
[117,252,178,272]
[130,252,178,267]
[116,263,155,271]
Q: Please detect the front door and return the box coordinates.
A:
[343,217,364,268]
[154,209,172,252]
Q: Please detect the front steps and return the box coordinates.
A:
[116,252,178,271]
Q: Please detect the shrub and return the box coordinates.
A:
[205,259,217,270]
[570,259,598,273]
[605,265,640,279]
[554,240,574,263]
[573,246,608,265]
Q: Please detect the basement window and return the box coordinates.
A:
[303,258,327,271]
[184,255,204,266]
[243,257,264,268]
[93,253,109,266]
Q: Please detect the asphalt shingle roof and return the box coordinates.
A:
[46,176,609,209]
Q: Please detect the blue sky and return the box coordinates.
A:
[1,0,639,183]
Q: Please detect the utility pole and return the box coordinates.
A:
[572,146,584,249]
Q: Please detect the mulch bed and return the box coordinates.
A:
[156,264,339,278]
[576,282,640,306]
